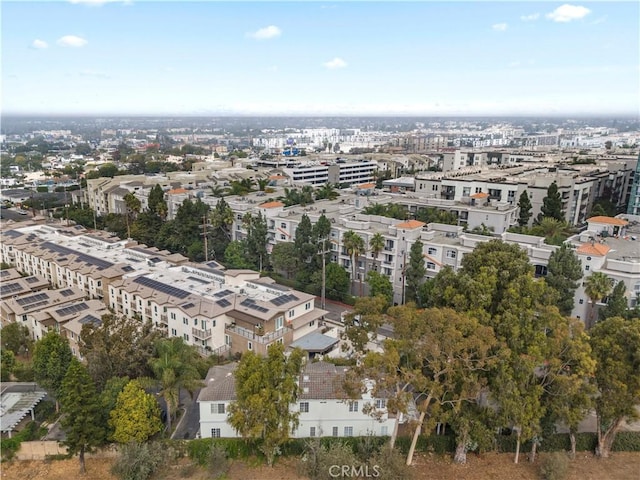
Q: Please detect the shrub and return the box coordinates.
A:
[370,445,414,480]
[539,452,569,480]
[298,439,360,480]
[208,443,230,479]
[111,441,167,480]
[613,432,640,452]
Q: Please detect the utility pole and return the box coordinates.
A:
[202,215,209,262]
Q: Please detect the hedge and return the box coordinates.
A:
[184,431,640,465]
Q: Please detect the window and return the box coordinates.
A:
[276,316,284,330]
[211,428,221,438]
[305,302,311,310]
[280,222,286,228]
[183,318,188,325]
[310,427,316,437]
[247,341,253,351]
[381,426,388,436]
[579,299,584,304]
[183,334,189,341]
[300,402,309,413]
[344,426,353,437]
[211,403,225,414]
[349,401,358,412]
[585,265,590,271]
[446,250,457,259]
[375,399,386,409]
[308,320,315,327]
[427,247,437,255]
[432,185,438,191]
[170,312,176,320]
[288,310,295,318]
[426,262,436,270]
[280,234,286,240]
[332,427,338,437]
[171,329,177,336]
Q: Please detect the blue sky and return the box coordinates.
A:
[2,1,638,116]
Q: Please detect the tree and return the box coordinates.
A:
[109,380,163,443]
[224,241,253,269]
[80,314,161,391]
[590,317,640,457]
[404,240,426,305]
[600,280,628,320]
[294,214,316,271]
[1,322,33,356]
[546,243,583,316]
[584,272,613,329]
[341,295,387,354]
[32,331,73,411]
[343,230,366,296]
[123,192,141,239]
[270,242,299,279]
[1,349,16,381]
[539,181,564,222]
[209,197,233,258]
[147,338,203,431]
[99,376,129,441]
[59,358,105,475]
[369,232,385,274]
[366,271,393,307]
[530,218,572,245]
[309,263,350,302]
[517,191,532,227]
[228,343,304,466]
[245,212,268,271]
[314,183,339,201]
[147,184,167,219]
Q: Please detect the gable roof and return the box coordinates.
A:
[576,242,611,256]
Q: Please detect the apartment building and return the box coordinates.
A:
[0,223,327,356]
[627,154,640,216]
[282,159,377,186]
[0,269,49,300]
[198,361,397,439]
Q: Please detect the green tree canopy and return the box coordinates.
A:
[109,380,163,443]
[600,280,629,320]
[517,191,532,227]
[539,181,564,222]
[1,322,33,356]
[59,358,105,474]
[32,331,73,411]
[545,243,583,316]
[404,240,426,305]
[228,343,304,466]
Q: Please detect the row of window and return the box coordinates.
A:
[210,425,389,439]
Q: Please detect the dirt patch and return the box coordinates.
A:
[1,452,638,480]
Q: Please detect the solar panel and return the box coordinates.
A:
[0,270,10,277]
[187,276,208,284]
[25,276,40,284]
[3,230,22,238]
[60,289,75,297]
[132,276,190,299]
[16,293,49,306]
[240,298,255,306]
[270,296,288,306]
[126,257,141,263]
[1,283,23,295]
[78,314,102,325]
[216,298,231,307]
[181,303,195,310]
[240,298,269,313]
[56,303,89,317]
[25,300,49,310]
[41,241,114,270]
[214,289,233,298]
[122,266,135,272]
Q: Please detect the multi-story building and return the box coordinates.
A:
[282,159,377,186]
[198,361,397,439]
[627,153,640,216]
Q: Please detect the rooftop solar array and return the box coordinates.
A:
[122,266,135,272]
[187,276,209,284]
[239,298,270,313]
[214,289,234,298]
[78,314,102,325]
[3,230,22,238]
[16,293,49,306]
[181,303,195,310]
[1,283,23,295]
[24,276,40,284]
[56,303,89,317]
[42,241,114,270]
[270,293,300,306]
[1,270,10,277]
[126,257,142,263]
[132,276,190,299]
[60,289,75,297]
[216,298,231,308]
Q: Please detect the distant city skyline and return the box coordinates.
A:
[2,1,639,117]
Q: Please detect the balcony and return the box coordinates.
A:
[225,324,291,344]
[192,327,212,340]
[145,309,152,316]
[160,314,168,324]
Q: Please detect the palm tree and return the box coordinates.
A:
[257,178,269,191]
[146,338,204,431]
[123,192,141,239]
[315,183,339,201]
[210,185,227,197]
[369,232,385,275]
[343,230,365,296]
[584,272,613,329]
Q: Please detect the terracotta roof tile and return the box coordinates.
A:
[470,192,490,199]
[576,243,611,256]
[259,201,284,209]
[395,220,426,229]
[587,216,629,226]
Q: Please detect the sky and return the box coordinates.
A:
[2,1,639,116]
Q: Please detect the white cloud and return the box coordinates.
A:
[323,57,347,69]
[31,39,48,49]
[57,35,88,47]
[247,25,281,40]
[546,4,591,23]
[492,23,508,32]
[520,13,540,21]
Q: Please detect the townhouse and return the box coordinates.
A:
[198,361,397,439]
